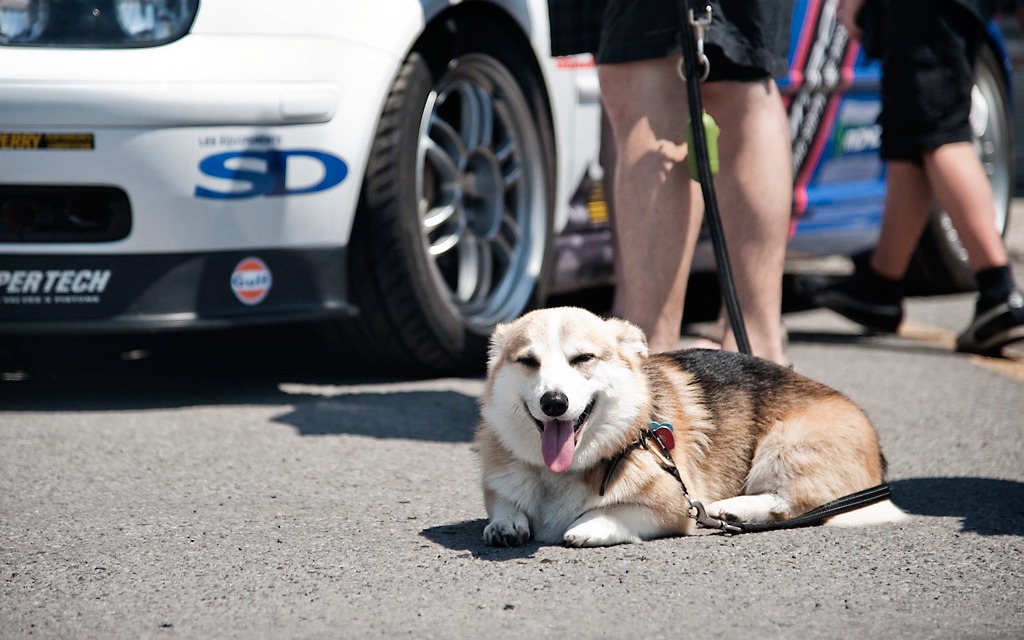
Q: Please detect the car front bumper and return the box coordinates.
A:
[0,248,355,333]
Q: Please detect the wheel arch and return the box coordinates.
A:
[412,2,561,304]
[350,1,560,304]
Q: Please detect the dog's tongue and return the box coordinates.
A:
[541,420,575,473]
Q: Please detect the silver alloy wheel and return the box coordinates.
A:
[415,53,548,331]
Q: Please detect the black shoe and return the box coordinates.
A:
[956,290,1024,356]
[795,273,904,334]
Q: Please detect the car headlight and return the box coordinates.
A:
[115,0,193,42]
[0,0,198,47]
[0,0,49,44]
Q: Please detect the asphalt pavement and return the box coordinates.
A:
[1,204,1022,639]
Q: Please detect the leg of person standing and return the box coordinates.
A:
[597,0,792,364]
[703,79,791,364]
[600,57,704,355]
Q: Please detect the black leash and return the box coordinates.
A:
[691,484,893,534]
[602,423,893,534]
[675,1,751,355]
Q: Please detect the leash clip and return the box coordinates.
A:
[683,5,712,83]
[690,500,743,534]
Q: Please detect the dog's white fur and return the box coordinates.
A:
[476,307,906,547]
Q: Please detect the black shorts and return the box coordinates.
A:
[878,0,984,162]
[547,0,793,81]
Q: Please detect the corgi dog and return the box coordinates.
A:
[476,307,905,547]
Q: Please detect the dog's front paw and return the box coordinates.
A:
[706,506,742,524]
[483,513,531,547]
[563,513,640,547]
[705,494,788,525]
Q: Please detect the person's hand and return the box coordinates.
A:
[839,0,868,40]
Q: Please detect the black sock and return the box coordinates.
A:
[975,265,1016,313]
[853,262,904,304]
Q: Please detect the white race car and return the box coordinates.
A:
[0,0,604,373]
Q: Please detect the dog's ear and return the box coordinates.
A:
[486,322,509,372]
[607,317,649,360]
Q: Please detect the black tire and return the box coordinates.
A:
[321,41,555,375]
[905,44,1014,295]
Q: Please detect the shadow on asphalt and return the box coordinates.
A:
[420,519,543,560]
[0,328,483,443]
[0,371,481,443]
[890,477,1024,537]
[270,390,478,442]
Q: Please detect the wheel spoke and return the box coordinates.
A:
[502,163,522,192]
[422,136,460,182]
[491,101,521,191]
[429,210,466,257]
[420,136,461,217]
[456,235,493,304]
[427,106,469,161]
[500,209,522,249]
[454,80,495,152]
[423,203,458,232]
[491,232,514,268]
[430,232,461,258]
[494,138,515,164]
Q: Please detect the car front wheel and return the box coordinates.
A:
[322,47,554,375]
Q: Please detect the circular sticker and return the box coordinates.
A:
[230,257,272,306]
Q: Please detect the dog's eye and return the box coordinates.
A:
[570,353,595,366]
[516,355,540,368]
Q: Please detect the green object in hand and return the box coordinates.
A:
[687,110,719,181]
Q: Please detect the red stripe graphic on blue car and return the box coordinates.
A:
[787,0,858,215]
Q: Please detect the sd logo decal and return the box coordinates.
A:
[196,149,348,200]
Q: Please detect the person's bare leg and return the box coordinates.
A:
[869,160,934,280]
[600,57,703,353]
[871,144,1008,281]
[921,142,1008,271]
[702,80,790,365]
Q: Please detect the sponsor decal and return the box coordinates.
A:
[836,101,882,154]
[839,124,882,154]
[554,55,595,69]
[195,148,348,200]
[0,269,111,305]
[230,257,272,306]
[199,134,282,148]
[0,132,95,150]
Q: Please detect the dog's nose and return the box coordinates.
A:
[540,390,569,417]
